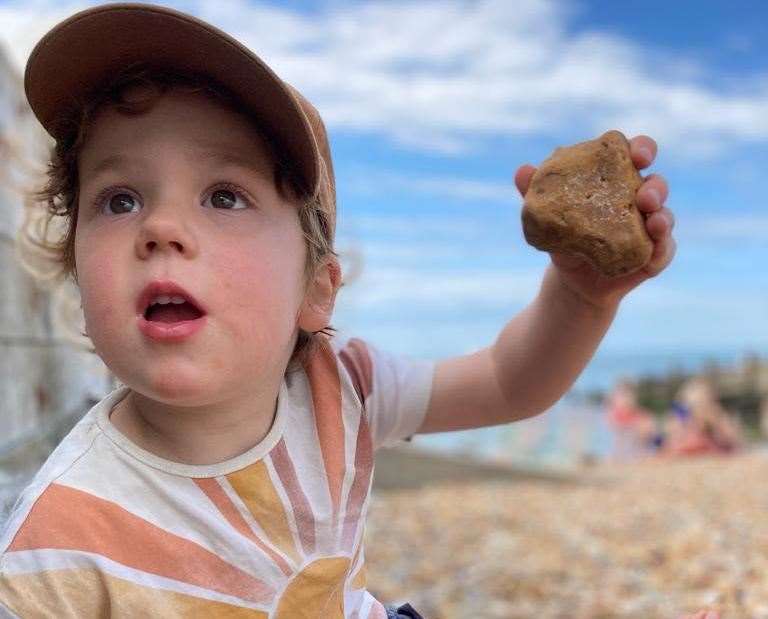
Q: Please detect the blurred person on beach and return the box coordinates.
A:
[759,395,768,443]
[679,611,721,619]
[0,4,712,618]
[664,376,743,456]
[606,377,662,460]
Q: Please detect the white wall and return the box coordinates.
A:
[0,47,111,519]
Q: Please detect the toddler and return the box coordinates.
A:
[0,4,713,618]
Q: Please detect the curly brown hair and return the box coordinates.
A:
[32,63,336,368]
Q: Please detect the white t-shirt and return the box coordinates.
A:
[0,337,434,618]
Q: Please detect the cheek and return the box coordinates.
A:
[213,239,306,326]
[74,231,120,328]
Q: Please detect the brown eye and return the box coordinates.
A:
[211,189,237,209]
[207,187,249,210]
[108,193,137,214]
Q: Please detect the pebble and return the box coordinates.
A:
[365,451,768,618]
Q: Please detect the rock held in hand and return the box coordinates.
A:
[521,130,654,278]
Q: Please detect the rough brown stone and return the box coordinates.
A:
[521,130,654,278]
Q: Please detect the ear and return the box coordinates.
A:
[298,255,342,333]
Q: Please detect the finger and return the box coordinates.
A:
[515,164,537,197]
[644,234,676,278]
[645,206,675,240]
[629,135,657,170]
[636,174,669,213]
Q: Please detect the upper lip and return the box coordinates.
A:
[137,280,207,317]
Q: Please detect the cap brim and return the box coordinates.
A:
[24,2,320,196]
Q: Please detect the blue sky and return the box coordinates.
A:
[1,0,766,392]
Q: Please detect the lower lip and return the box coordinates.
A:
[137,315,207,342]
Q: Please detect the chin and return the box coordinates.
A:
[109,358,221,406]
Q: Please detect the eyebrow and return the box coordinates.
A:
[197,148,271,176]
[83,146,271,179]
[83,153,140,178]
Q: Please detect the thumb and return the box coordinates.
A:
[514,164,537,197]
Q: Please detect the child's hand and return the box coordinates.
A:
[677,610,720,619]
[515,135,675,310]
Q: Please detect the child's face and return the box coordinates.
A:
[75,89,318,405]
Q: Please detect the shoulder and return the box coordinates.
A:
[2,481,101,559]
[0,479,105,616]
[0,390,133,563]
[295,336,375,407]
[0,481,117,615]
[334,338,374,404]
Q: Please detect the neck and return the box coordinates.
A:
[111,381,281,466]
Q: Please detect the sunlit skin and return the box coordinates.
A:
[74,89,339,465]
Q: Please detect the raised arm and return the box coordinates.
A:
[417,135,675,434]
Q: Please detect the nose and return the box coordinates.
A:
[135,205,199,260]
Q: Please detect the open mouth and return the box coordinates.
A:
[144,296,204,323]
[136,281,208,341]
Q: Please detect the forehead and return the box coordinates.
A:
[78,89,277,178]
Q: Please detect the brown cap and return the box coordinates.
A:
[24,2,336,237]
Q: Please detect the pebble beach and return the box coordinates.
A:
[365,449,768,619]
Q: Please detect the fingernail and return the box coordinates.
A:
[705,612,718,619]
[637,146,652,163]
[646,188,661,207]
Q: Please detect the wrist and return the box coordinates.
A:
[541,264,621,318]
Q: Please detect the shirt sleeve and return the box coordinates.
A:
[337,338,435,451]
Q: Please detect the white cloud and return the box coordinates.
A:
[339,212,495,239]
[340,240,496,264]
[339,167,768,246]
[340,264,542,309]
[0,1,91,72]
[337,256,758,316]
[2,0,767,161]
[623,281,758,314]
[351,159,768,244]
[680,214,768,243]
[342,167,516,203]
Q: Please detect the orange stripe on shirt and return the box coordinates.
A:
[194,477,293,577]
[340,412,373,553]
[338,338,373,403]
[270,438,317,556]
[7,483,275,604]
[304,339,346,533]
